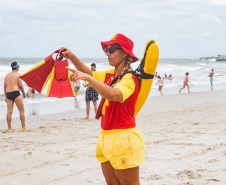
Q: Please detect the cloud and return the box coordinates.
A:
[201,31,212,37]
[200,14,224,24]
[0,0,226,58]
[209,0,226,5]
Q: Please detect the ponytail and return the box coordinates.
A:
[121,55,133,77]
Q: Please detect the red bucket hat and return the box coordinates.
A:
[101,33,138,62]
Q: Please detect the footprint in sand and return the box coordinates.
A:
[176,170,202,179]
[208,159,218,163]
[148,174,163,180]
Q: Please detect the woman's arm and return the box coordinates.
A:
[63,48,93,75]
[67,67,123,102]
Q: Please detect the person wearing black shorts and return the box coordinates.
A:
[83,63,98,119]
[4,62,30,132]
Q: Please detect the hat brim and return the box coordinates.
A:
[12,62,20,68]
[101,41,138,63]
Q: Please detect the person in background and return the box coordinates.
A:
[209,69,214,91]
[83,63,98,119]
[164,74,167,79]
[155,71,158,78]
[26,89,30,99]
[168,74,173,81]
[64,33,144,185]
[4,62,30,132]
[156,76,164,95]
[73,80,80,99]
[179,72,191,93]
[27,88,35,99]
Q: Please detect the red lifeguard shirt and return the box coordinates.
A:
[93,69,139,130]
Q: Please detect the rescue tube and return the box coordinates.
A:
[134,40,159,116]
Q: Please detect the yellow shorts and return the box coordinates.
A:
[96,127,145,170]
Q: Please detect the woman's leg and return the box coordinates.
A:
[101,161,140,185]
[114,166,140,185]
[179,84,185,93]
[158,86,161,95]
[159,86,163,95]
[101,161,121,185]
[187,84,191,93]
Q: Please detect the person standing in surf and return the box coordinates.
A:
[156,76,164,95]
[209,69,214,91]
[4,62,30,132]
[179,72,191,93]
[64,33,144,185]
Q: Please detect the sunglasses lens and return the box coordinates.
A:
[108,48,114,54]
[104,48,113,54]
[104,47,122,54]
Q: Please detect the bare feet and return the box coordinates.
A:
[179,90,181,94]
[22,128,31,131]
[8,129,14,132]
[188,92,191,93]
[82,117,89,120]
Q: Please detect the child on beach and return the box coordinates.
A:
[179,72,191,93]
[209,69,214,91]
[156,76,164,95]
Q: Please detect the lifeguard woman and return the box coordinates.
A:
[64,34,144,185]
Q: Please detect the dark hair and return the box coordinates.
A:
[185,72,189,75]
[121,55,133,77]
[211,69,214,71]
[11,62,18,70]
[158,76,161,79]
[91,63,96,67]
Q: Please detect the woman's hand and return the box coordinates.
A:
[67,67,91,82]
[62,48,75,60]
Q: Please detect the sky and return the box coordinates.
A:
[0,0,226,59]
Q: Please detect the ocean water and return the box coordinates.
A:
[0,57,226,120]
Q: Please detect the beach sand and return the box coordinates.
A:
[0,90,226,185]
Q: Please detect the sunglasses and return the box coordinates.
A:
[104,47,122,54]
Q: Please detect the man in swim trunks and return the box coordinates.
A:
[209,69,214,91]
[83,63,98,119]
[4,62,30,132]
